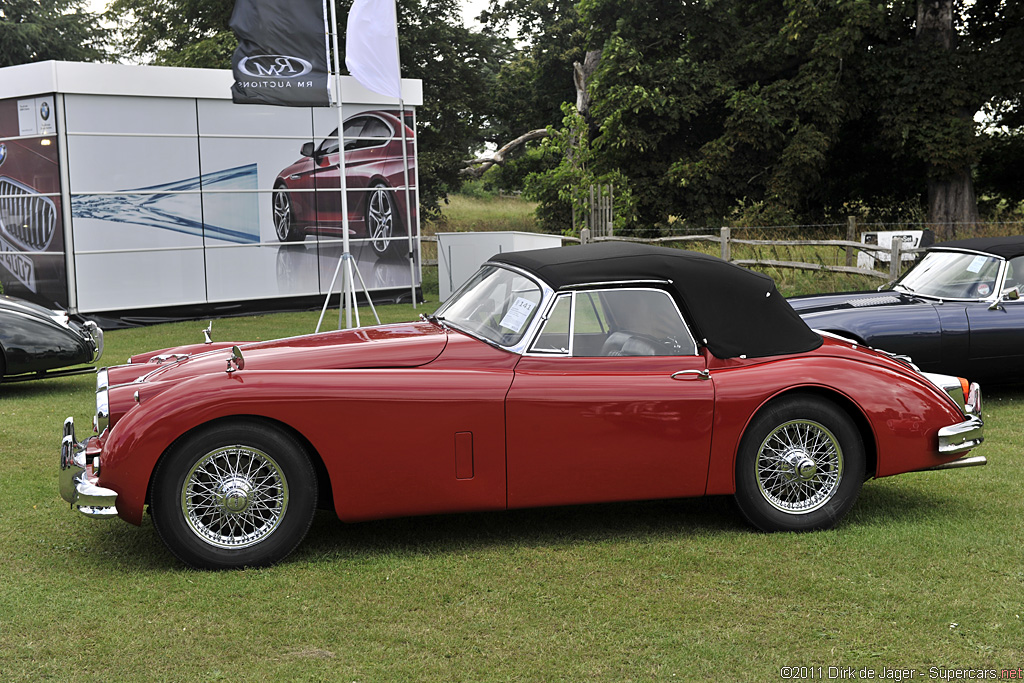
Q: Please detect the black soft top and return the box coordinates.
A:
[490,242,822,359]
[932,236,1024,260]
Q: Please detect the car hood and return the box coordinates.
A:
[787,290,921,314]
[139,321,448,382]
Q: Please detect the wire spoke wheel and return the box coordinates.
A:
[182,445,288,549]
[734,396,864,532]
[152,421,317,569]
[754,419,842,514]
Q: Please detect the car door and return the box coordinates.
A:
[312,116,389,228]
[965,256,1024,377]
[505,287,715,509]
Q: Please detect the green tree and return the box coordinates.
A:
[578,0,915,232]
[106,0,235,68]
[0,0,109,66]
[108,0,505,215]
[517,0,1024,237]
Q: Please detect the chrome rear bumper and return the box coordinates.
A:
[59,417,118,519]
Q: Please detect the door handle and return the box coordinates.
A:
[671,369,710,380]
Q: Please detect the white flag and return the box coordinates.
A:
[346,0,402,99]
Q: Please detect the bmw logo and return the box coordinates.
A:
[0,143,6,167]
[40,101,50,120]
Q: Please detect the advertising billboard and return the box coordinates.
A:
[0,62,423,316]
[0,95,68,307]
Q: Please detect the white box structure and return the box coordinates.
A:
[0,61,423,315]
[857,230,929,269]
[436,231,563,301]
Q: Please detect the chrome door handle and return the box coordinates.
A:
[671,369,710,380]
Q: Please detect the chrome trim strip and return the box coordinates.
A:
[922,455,988,471]
[560,279,672,289]
[937,415,984,455]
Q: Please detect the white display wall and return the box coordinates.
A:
[0,61,423,314]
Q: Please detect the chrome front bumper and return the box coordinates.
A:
[59,417,118,519]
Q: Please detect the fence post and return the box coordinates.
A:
[846,216,857,267]
[720,226,731,261]
[889,238,901,281]
[580,227,591,245]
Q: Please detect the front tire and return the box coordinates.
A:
[734,396,865,532]
[151,420,317,569]
[367,183,404,260]
[273,185,302,242]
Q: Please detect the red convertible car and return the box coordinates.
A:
[60,243,985,569]
[272,110,414,260]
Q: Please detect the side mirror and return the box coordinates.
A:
[300,141,315,157]
[989,286,1020,310]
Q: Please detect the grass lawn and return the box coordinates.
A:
[2,204,1023,680]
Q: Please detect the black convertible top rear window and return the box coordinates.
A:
[490,242,822,359]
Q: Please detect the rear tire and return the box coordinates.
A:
[151,420,317,569]
[734,396,864,532]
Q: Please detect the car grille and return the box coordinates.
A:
[0,177,57,251]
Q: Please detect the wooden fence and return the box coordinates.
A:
[579,225,919,281]
[423,221,921,281]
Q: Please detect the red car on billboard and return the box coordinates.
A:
[272,110,415,260]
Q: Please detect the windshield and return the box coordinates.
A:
[895,251,1003,299]
[434,265,544,346]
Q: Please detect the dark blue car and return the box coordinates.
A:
[789,236,1024,384]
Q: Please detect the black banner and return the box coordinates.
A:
[230,0,330,107]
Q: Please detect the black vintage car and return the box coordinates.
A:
[789,236,1024,384]
[0,295,103,382]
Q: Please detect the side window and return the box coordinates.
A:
[576,289,698,357]
[362,117,392,145]
[529,294,571,353]
[342,118,369,150]
[1005,257,1024,297]
[319,127,341,155]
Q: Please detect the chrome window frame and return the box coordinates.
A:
[522,284,700,358]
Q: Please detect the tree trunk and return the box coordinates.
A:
[917,0,979,239]
[927,170,980,239]
[573,49,602,119]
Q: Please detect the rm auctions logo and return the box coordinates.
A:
[39,101,50,120]
[237,55,313,78]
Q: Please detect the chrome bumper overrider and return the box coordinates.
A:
[936,414,984,456]
[59,417,118,519]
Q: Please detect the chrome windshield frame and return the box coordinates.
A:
[892,248,1008,304]
[434,262,556,355]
